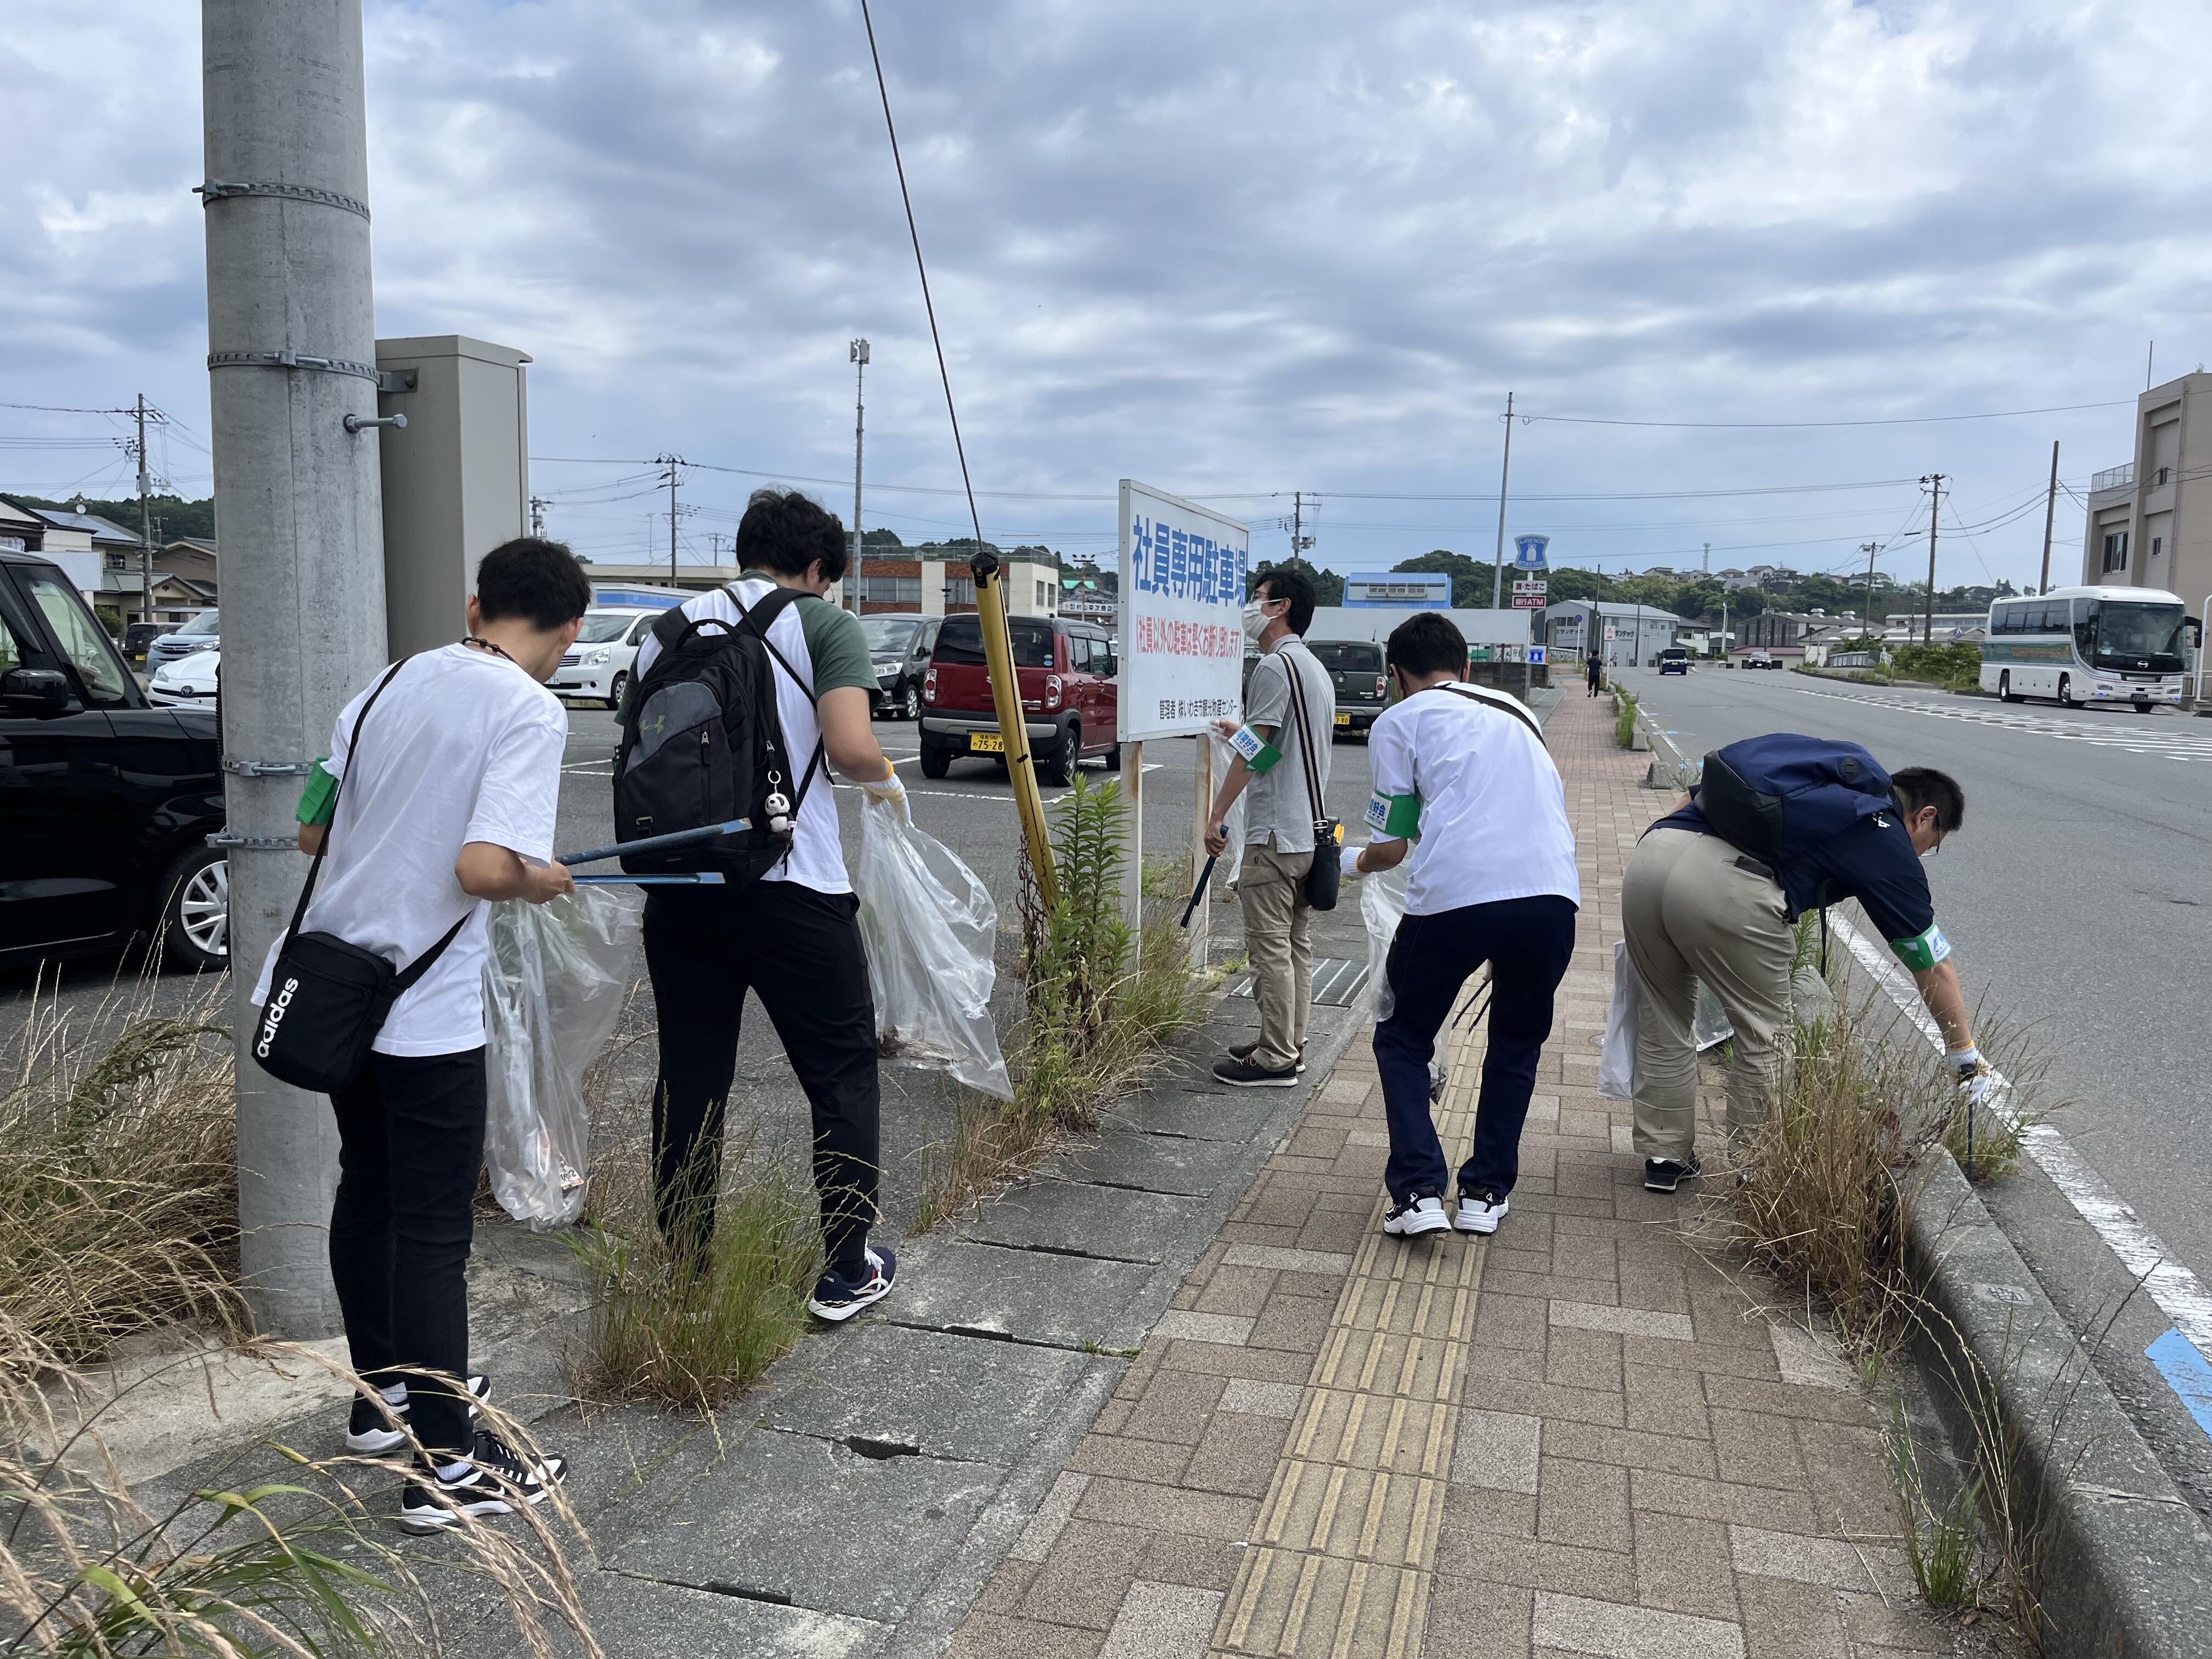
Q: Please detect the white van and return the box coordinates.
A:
[548,606,670,709]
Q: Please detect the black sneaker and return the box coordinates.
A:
[1454,1189,1508,1234]
[1212,1056,1299,1088]
[1383,1188,1452,1237]
[346,1374,490,1455]
[1228,1041,1306,1074]
[808,1245,898,1323]
[1644,1152,1704,1193]
[397,1428,566,1534]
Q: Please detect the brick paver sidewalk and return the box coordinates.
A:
[950,690,1953,1659]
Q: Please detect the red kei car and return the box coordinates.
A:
[917,613,1121,786]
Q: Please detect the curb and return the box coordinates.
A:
[1904,1150,2212,1654]
[1630,706,1699,791]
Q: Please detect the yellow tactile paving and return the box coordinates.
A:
[1209,985,1489,1659]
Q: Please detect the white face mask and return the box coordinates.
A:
[1242,601,1272,644]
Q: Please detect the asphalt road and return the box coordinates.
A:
[1616,663,2212,1503]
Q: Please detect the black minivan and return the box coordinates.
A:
[0,550,228,971]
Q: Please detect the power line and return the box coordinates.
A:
[1522,398,2134,431]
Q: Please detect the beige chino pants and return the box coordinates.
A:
[1620,828,1795,1160]
[1238,840,1314,1073]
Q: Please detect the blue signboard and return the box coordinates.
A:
[1513,534,1550,571]
[1343,572,1452,608]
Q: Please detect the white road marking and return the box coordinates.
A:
[1830,913,2212,1368]
[1790,687,2212,763]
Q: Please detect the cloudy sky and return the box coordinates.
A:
[5,0,2209,590]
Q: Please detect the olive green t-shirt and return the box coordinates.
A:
[766,580,876,697]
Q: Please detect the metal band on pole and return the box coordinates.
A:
[196,179,371,220]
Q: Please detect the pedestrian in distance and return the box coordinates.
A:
[1585,649,1604,697]
[1343,612,1580,1238]
[629,489,908,1322]
[1623,735,1980,1193]
[1205,567,1335,1087]
[258,536,589,1533]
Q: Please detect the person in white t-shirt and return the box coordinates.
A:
[1343,612,1580,1240]
[628,489,907,1324]
[256,538,586,1532]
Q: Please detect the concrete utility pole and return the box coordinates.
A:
[849,339,868,612]
[202,0,390,1337]
[1702,541,1709,575]
[1920,473,1945,644]
[133,393,157,628]
[656,453,685,584]
[529,494,547,537]
[1491,391,1514,610]
[2039,441,2059,594]
[1860,542,1881,634]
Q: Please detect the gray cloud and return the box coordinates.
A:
[3,0,2208,583]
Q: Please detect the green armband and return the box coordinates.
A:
[1888,923,1951,973]
[1364,789,1421,840]
[296,759,338,827]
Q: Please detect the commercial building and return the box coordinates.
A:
[2080,370,2210,622]
[1541,600,1687,666]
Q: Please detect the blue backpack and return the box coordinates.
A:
[1695,734,1893,868]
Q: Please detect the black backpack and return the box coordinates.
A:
[613,585,823,884]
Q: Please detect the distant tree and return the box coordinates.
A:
[20,493,217,543]
[1251,556,1344,607]
[1545,568,1611,602]
[1391,548,1500,609]
[861,527,905,548]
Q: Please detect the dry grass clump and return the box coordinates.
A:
[0,1354,600,1659]
[913,776,1211,1229]
[0,970,243,1394]
[567,1129,819,1415]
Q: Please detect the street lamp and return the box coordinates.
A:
[849,338,870,612]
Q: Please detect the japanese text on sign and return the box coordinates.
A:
[1118,479,1250,743]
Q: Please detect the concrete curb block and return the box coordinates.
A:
[1632,707,1699,791]
[1904,1150,2212,1655]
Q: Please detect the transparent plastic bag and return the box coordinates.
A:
[1599,941,1639,1099]
[1207,732,1247,893]
[482,886,644,1228]
[1360,860,1409,1021]
[854,795,1013,1101]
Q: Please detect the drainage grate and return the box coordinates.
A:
[1224,957,1370,1008]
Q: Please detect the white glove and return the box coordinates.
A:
[1340,843,1365,879]
[1949,1045,1991,1105]
[859,771,910,823]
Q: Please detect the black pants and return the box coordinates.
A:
[642,881,881,1275]
[328,1047,486,1458]
[1374,896,1577,1201]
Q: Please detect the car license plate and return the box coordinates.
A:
[1333,712,1350,726]
[969,731,1005,753]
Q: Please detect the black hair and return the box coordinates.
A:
[475,537,592,629]
[1385,611,1469,680]
[736,488,850,583]
[1252,565,1316,634]
[1891,766,1965,834]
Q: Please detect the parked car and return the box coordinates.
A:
[122,621,166,664]
[545,603,678,709]
[918,613,1119,786]
[147,608,220,671]
[1305,638,1391,736]
[861,614,940,720]
[1657,647,1690,676]
[148,646,221,708]
[0,551,228,971]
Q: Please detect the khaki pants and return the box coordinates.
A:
[1238,840,1314,1072]
[1621,828,1793,1160]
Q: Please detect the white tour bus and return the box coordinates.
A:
[1979,585,2192,711]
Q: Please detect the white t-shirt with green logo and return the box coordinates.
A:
[1365,683,1579,917]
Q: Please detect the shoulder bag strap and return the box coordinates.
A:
[278,659,408,951]
[1282,649,1329,837]
[1442,682,1548,744]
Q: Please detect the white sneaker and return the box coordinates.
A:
[1383,1190,1452,1237]
[1454,1189,1508,1234]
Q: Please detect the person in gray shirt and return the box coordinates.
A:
[1204,567,1335,1085]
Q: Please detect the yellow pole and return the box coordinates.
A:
[972,551,1059,909]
